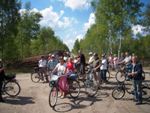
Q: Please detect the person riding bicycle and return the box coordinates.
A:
[38,56,49,83]
[128,56,143,105]
[52,57,67,98]
[0,59,5,102]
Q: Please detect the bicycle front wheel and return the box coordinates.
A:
[85,79,98,97]
[31,72,40,83]
[112,86,125,100]
[49,87,58,107]
[69,80,80,98]
[115,71,126,82]
[4,80,21,97]
[106,71,110,81]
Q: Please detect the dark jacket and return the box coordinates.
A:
[128,63,143,80]
[79,54,86,65]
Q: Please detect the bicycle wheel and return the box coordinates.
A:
[31,72,40,83]
[112,86,125,100]
[4,80,21,97]
[106,71,110,81]
[69,80,80,98]
[85,79,98,97]
[115,71,126,82]
[142,86,150,100]
[49,87,58,107]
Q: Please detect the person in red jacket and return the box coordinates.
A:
[65,57,75,74]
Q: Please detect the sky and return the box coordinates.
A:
[20,0,149,50]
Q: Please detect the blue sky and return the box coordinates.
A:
[21,0,149,50]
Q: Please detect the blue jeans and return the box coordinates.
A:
[100,70,107,81]
[132,80,142,103]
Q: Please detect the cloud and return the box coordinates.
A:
[84,12,95,31]
[20,6,77,30]
[131,25,149,36]
[59,0,92,10]
[39,6,77,29]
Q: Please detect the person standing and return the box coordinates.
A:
[38,56,48,83]
[47,54,58,79]
[88,52,94,64]
[0,59,5,102]
[100,53,108,83]
[95,53,108,83]
[78,50,86,75]
[128,56,143,105]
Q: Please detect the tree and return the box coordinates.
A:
[0,0,20,61]
[72,39,80,54]
[142,3,150,33]
[16,2,42,58]
[31,27,69,55]
[75,0,143,57]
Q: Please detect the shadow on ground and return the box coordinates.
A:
[4,96,35,105]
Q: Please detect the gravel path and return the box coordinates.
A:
[0,71,150,113]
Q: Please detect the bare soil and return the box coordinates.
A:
[0,71,150,113]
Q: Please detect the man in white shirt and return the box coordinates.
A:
[119,52,131,65]
[100,53,108,83]
[38,56,48,82]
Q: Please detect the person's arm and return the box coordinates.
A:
[52,64,58,74]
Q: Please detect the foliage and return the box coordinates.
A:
[0,0,21,61]
[0,1,69,62]
[72,0,150,59]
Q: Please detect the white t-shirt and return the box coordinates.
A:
[38,59,47,67]
[100,58,108,70]
[55,63,66,76]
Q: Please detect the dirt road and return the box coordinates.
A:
[0,72,150,113]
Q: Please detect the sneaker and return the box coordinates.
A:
[133,99,138,102]
[136,102,142,105]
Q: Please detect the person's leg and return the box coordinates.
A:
[136,80,142,104]
[133,80,138,101]
[100,70,104,82]
[0,80,4,102]
[103,70,107,82]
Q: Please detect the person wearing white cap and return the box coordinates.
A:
[47,54,58,74]
[88,52,94,64]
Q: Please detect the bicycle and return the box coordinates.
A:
[49,74,80,108]
[84,65,99,97]
[2,74,21,97]
[31,67,47,83]
[115,65,146,82]
[112,80,150,100]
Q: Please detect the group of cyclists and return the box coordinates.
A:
[0,50,145,105]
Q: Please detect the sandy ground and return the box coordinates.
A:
[0,70,150,113]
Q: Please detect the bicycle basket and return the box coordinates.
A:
[5,73,16,80]
[49,75,59,87]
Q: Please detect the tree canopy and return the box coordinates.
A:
[73,0,150,60]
